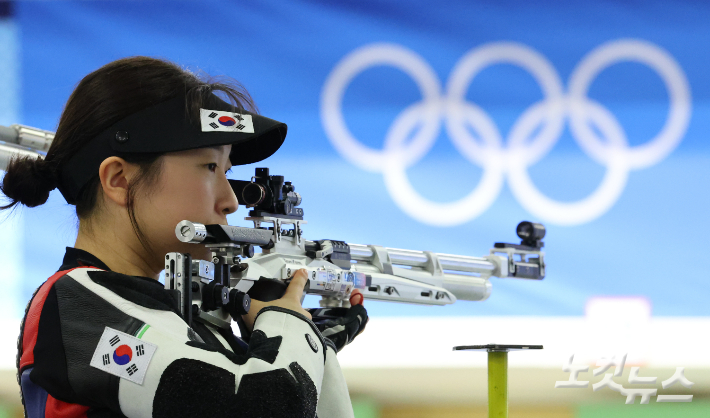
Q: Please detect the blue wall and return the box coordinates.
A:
[11,0,710,317]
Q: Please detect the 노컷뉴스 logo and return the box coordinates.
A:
[555,353,694,404]
[321,40,691,226]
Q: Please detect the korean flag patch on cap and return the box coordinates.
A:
[200,108,255,133]
[90,327,157,385]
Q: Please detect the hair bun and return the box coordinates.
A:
[0,155,57,208]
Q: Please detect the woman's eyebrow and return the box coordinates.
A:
[209,145,232,155]
[198,146,230,157]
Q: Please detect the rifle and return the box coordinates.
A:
[0,124,54,166]
[167,167,545,330]
[0,125,546,330]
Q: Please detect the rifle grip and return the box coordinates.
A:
[247,277,288,302]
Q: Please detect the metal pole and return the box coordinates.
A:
[488,351,508,418]
[453,344,542,418]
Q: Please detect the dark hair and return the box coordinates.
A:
[0,56,256,254]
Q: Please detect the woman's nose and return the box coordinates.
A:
[219,176,239,216]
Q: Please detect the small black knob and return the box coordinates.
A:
[242,245,254,258]
[115,131,129,143]
[227,289,251,316]
[201,281,224,311]
[191,282,200,292]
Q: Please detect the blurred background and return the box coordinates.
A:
[0,0,708,417]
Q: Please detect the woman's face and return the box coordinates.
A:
[135,144,238,263]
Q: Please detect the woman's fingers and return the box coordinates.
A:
[284,268,309,302]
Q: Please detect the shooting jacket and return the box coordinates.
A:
[17,247,353,418]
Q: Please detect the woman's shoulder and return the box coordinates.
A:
[53,267,180,318]
[80,269,179,313]
[22,267,190,365]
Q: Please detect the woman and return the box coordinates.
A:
[4,57,366,418]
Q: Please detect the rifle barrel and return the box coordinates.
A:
[349,244,496,275]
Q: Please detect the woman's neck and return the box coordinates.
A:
[74,222,159,280]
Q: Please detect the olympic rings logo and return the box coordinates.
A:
[320,40,691,226]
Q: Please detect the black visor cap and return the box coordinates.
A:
[58,95,287,204]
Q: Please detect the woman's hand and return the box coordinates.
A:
[307,288,368,352]
[241,269,312,332]
[347,288,367,336]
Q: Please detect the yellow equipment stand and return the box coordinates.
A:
[453,344,543,418]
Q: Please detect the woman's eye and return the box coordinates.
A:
[207,163,218,172]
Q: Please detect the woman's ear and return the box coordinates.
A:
[98,157,137,207]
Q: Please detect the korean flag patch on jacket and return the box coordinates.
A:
[200,108,255,133]
[90,327,157,385]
